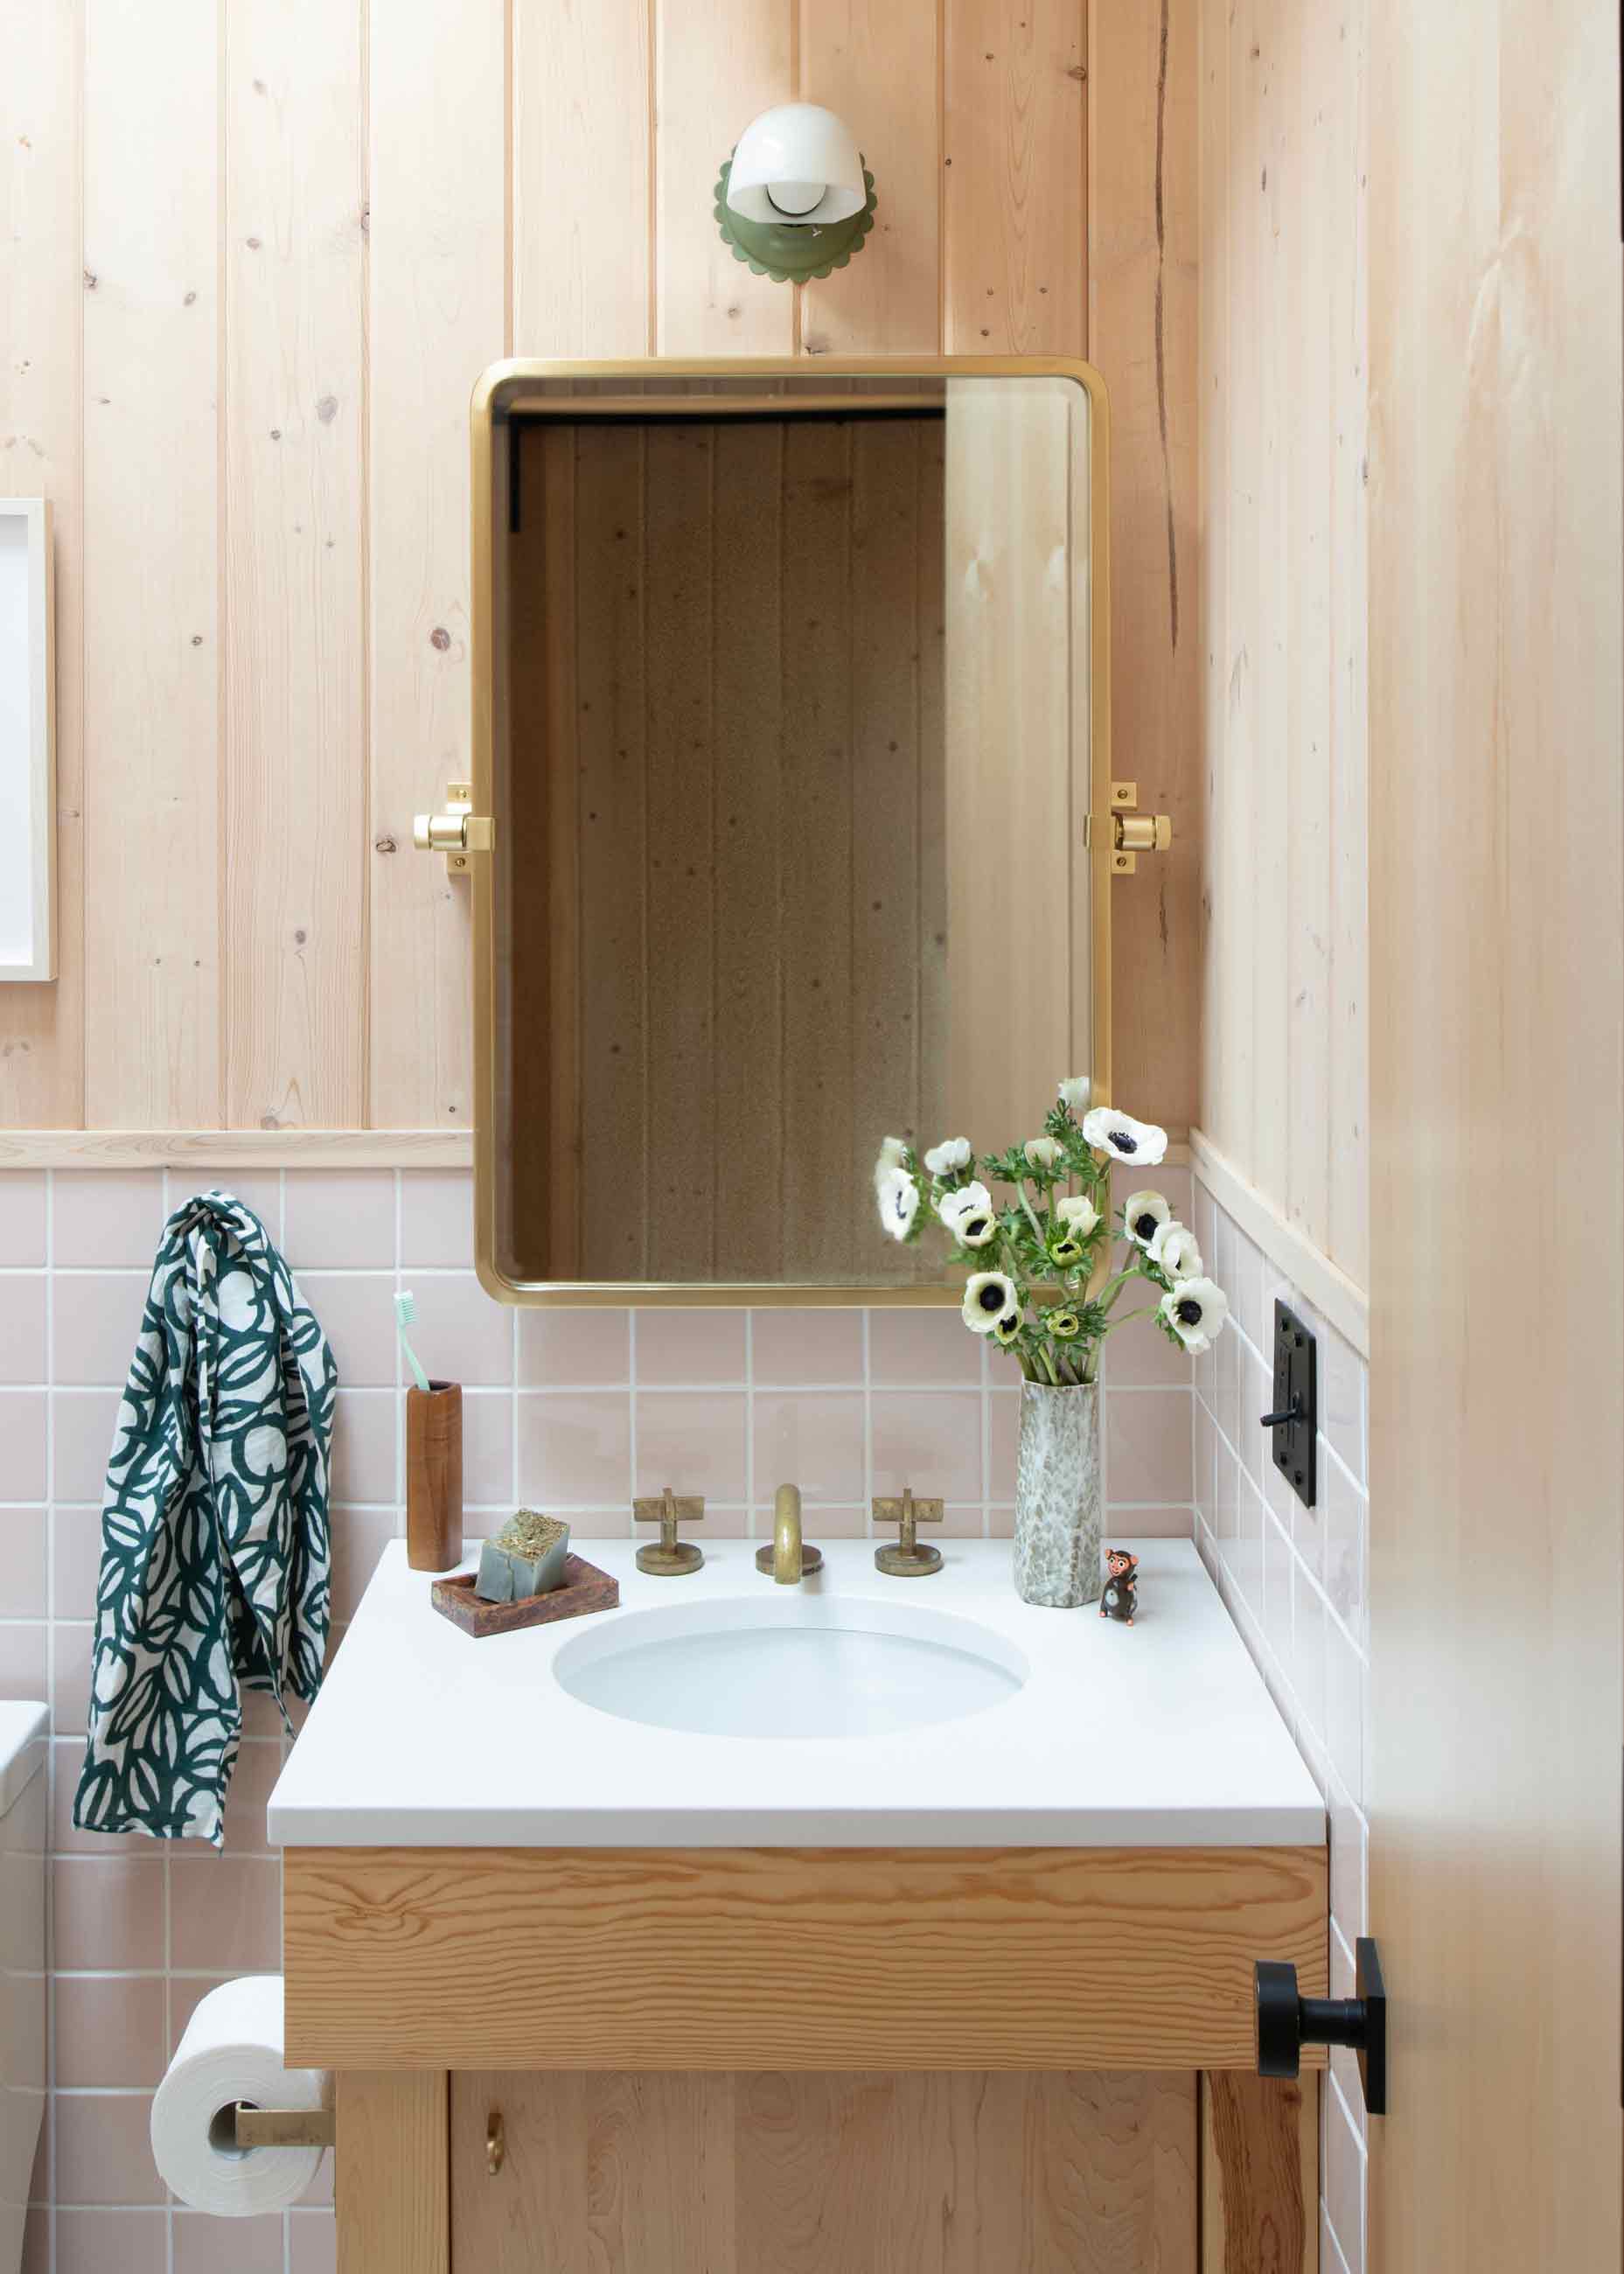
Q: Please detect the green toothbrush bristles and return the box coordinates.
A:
[394,1290,430,1393]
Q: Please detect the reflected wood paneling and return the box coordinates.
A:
[450,2068,1197,2273]
[712,421,786,1280]
[223,0,366,1127]
[0,0,83,1127]
[1196,0,1367,1287]
[367,0,505,1127]
[943,384,1073,1151]
[82,0,219,1128]
[643,422,718,1278]
[514,413,947,1287]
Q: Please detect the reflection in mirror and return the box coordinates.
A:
[484,373,1099,1294]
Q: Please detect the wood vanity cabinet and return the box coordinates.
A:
[284,1842,1326,2273]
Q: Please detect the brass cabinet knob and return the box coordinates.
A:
[412,781,493,875]
[486,2109,505,2176]
[873,1485,944,1576]
[1106,781,1173,874]
[633,1486,706,1574]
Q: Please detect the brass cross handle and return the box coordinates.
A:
[633,1486,705,1575]
[872,1486,944,1577]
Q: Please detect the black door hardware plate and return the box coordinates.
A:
[1254,1937,1386,2116]
[1262,1300,1316,1510]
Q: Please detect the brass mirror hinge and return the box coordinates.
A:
[412,782,495,876]
[1088,782,1172,875]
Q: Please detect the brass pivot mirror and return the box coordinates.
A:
[469,358,1114,1306]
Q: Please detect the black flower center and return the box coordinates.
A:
[1133,1212,1157,1241]
[1112,1130,1138,1154]
[964,1215,989,1238]
[1175,1297,1202,1326]
[977,1283,1005,1313]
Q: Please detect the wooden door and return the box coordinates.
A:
[1367,1,1624,2267]
[449,2070,1198,2272]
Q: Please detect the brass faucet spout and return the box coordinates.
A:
[772,1482,803,1585]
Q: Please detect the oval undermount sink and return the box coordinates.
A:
[552,1595,1028,1740]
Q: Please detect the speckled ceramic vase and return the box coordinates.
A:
[1013,1379,1103,1608]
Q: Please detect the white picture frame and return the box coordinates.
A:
[0,498,55,982]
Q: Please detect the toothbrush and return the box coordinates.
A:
[394,1290,431,1393]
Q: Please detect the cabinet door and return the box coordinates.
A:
[450,2070,1197,2272]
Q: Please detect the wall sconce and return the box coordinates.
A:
[715,104,876,285]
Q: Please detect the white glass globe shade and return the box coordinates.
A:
[726,104,866,227]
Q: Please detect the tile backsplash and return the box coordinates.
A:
[0,1160,1196,2273]
[1189,1164,1371,2274]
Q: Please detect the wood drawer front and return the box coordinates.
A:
[286,1844,1327,2073]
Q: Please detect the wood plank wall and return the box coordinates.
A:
[0,0,1198,1141]
[1195,0,1368,1291]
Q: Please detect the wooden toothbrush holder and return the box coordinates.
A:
[406,1381,464,1572]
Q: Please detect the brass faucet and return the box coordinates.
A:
[754,1482,824,1583]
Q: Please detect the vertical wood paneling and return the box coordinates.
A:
[367,0,505,1127]
[1195,0,1367,1288]
[799,2,941,354]
[82,0,220,1129]
[0,0,84,1127]
[657,0,796,355]
[1367,2,1621,2262]
[1088,0,1199,1130]
[1326,0,1367,1281]
[1196,0,1229,1176]
[944,0,1086,355]
[513,0,650,356]
[224,0,367,1127]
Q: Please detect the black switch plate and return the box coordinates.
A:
[1266,1300,1317,1509]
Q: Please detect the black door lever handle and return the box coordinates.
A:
[1254,1937,1386,2115]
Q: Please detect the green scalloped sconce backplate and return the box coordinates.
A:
[714,154,878,285]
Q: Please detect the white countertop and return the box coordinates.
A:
[268,1538,1324,1850]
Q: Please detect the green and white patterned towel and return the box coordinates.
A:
[73,1191,338,1848]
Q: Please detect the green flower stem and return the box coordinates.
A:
[1039,1340,1061,1386]
[1017,1182,1047,1248]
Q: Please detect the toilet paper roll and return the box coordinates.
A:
[150,1975,332,2217]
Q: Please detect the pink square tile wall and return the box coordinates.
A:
[1188,1165,1370,2274]
[1,1161,1202,2264]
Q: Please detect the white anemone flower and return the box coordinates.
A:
[1082,1106,1169,1167]
[1159,1276,1230,1353]
[1024,1136,1063,1172]
[923,1136,972,1176]
[872,1135,908,1202]
[962,1270,1020,1336]
[1149,1220,1203,1280]
[875,1167,919,1243]
[937,1181,997,1248]
[1056,1193,1100,1236]
[1058,1075,1091,1112]
[1123,1189,1172,1249]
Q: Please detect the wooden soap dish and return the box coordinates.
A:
[430,1554,619,1639]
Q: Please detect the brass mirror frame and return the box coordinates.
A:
[468,356,1114,1308]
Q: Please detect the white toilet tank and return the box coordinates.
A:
[0,1704,46,2274]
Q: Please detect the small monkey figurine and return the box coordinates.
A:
[1100,1548,1139,1625]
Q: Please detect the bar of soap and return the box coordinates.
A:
[473,1543,517,1603]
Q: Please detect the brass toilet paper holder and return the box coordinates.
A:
[232,2103,338,2151]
